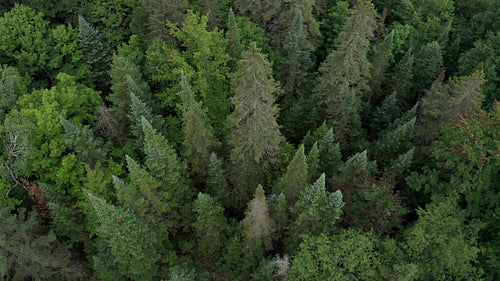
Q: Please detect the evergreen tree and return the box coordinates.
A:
[88,192,161,281]
[391,48,414,108]
[412,41,444,95]
[369,30,394,100]
[228,42,285,209]
[226,7,242,72]
[78,15,113,91]
[242,185,276,253]
[288,174,344,250]
[178,72,218,180]
[313,0,377,125]
[127,92,163,149]
[275,144,308,204]
[280,0,321,50]
[60,116,107,166]
[207,153,229,204]
[0,65,26,121]
[306,142,321,183]
[235,0,282,48]
[193,193,228,260]
[108,55,150,120]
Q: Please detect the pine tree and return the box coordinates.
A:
[108,55,150,120]
[207,153,229,203]
[226,7,242,72]
[242,185,276,253]
[275,144,308,204]
[235,0,282,48]
[88,192,161,281]
[391,49,414,108]
[228,42,285,209]
[78,15,112,91]
[288,174,345,250]
[281,0,321,50]
[178,72,218,180]
[313,0,377,124]
[60,116,107,166]
[374,116,416,169]
[306,141,321,183]
[369,30,394,100]
[193,193,228,260]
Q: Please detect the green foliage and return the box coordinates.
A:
[275,144,308,204]
[404,197,482,280]
[289,230,381,280]
[90,0,138,47]
[411,41,444,93]
[193,193,228,260]
[0,66,27,120]
[281,0,321,50]
[288,174,344,250]
[369,30,394,99]
[88,192,161,280]
[127,91,163,149]
[316,1,349,64]
[178,73,218,179]
[226,7,242,72]
[206,153,229,203]
[0,205,87,280]
[341,170,407,234]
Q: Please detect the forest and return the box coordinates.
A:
[0,0,499,280]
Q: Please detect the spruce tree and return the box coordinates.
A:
[207,153,229,204]
[178,72,218,180]
[228,42,285,209]
[127,92,163,149]
[242,185,276,253]
[280,0,321,50]
[306,141,321,183]
[193,193,228,261]
[391,49,414,108]
[88,192,161,281]
[369,30,394,100]
[78,15,112,91]
[275,144,308,204]
[313,0,377,125]
[226,7,242,72]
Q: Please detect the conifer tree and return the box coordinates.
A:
[374,116,416,168]
[369,30,394,100]
[281,0,321,50]
[226,7,242,72]
[108,55,150,120]
[412,41,444,95]
[207,153,229,203]
[178,72,218,180]
[306,142,321,183]
[88,192,161,281]
[78,15,112,91]
[313,0,377,125]
[60,116,107,166]
[228,42,285,209]
[391,49,414,108]
[370,92,402,134]
[193,193,228,260]
[127,92,163,149]
[288,174,344,250]
[242,185,276,253]
[275,144,308,204]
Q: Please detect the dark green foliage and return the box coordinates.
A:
[226,7,242,72]
[78,15,113,91]
[193,193,227,260]
[315,1,349,64]
[127,92,164,149]
[0,205,88,280]
[90,0,138,47]
[391,49,414,108]
[206,153,229,203]
[178,73,218,179]
[341,170,407,234]
[88,192,161,280]
[411,41,444,94]
[275,144,308,204]
[369,30,394,100]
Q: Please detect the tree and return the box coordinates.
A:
[235,0,282,48]
[0,65,27,120]
[341,170,407,234]
[228,42,285,209]
[404,197,482,280]
[193,193,228,260]
[280,0,321,50]
[369,30,394,100]
[127,91,163,149]
[206,153,229,204]
[390,49,414,108]
[275,144,308,204]
[242,185,276,253]
[288,174,344,250]
[226,7,242,72]
[178,73,218,180]
[90,0,138,47]
[289,230,381,280]
[313,0,377,123]
[411,41,444,95]
[88,192,161,281]
[78,15,113,91]
[0,205,88,280]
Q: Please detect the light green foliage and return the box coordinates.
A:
[17,73,101,194]
[109,55,150,120]
[242,185,276,253]
[235,16,279,64]
[289,230,381,280]
[127,92,163,149]
[88,192,161,281]
[193,193,228,260]
[235,0,282,47]
[314,0,377,124]
[305,142,320,183]
[168,264,210,281]
[226,7,242,72]
[0,205,87,280]
[0,66,26,120]
[336,150,368,186]
[275,144,308,204]
[60,116,108,165]
[289,174,344,250]
[169,10,231,138]
[78,15,113,90]
[414,71,485,158]
[178,73,218,179]
[404,198,482,280]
